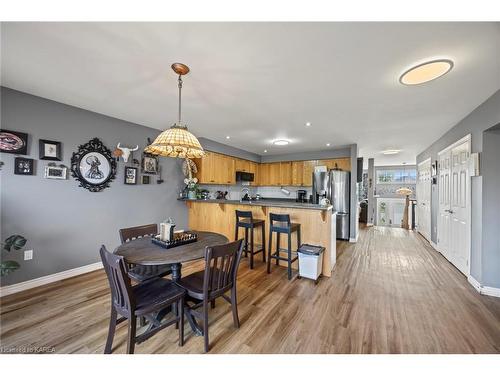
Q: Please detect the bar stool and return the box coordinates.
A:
[267,213,301,280]
[234,210,266,269]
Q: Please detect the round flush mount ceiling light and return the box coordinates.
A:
[382,149,401,155]
[305,122,311,127]
[273,139,290,146]
[400,59,453,85]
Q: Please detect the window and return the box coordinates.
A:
[376,168,416,184]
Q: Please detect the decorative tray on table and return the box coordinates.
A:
[151,231,198,249]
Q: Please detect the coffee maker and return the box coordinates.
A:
[296,189,308,203]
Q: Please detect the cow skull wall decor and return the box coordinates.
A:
[116,143,139,162]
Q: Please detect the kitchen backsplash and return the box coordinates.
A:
[197,183,312,200]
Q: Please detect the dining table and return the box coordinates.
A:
[114,230,228,335]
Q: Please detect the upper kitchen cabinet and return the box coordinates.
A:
[235,158,251,172]
[291,161,304,186]
[194,151,235,184]
[318,157,351,171]
[280,162,292,186]
[302,160,318,186]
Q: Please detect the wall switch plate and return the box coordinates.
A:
[24,249,33,261]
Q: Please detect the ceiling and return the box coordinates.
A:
[2,22,499,165]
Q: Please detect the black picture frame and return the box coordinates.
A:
[39,139,62,161]
[124,166,138,185]
[70,138,117,192]
[14,157,35,175]
[142,153,158,175]
[0,129,28,155]
[142,175,150,184]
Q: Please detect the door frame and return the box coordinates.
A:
[437,134,472,276]
[417,158,432,242]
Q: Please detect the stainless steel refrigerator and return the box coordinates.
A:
[312,169,350,240]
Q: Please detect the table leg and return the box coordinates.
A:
[171,263,203,336]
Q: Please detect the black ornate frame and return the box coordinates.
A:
[70,138,117,192]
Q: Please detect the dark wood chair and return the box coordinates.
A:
[267,213,301,280]
[119,224,172,282]
[176,239,244,352]
[235,210,266,269]
[100,245,185,354]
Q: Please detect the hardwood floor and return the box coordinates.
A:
[1,226,499,353]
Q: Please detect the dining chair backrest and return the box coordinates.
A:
[100,245,135,317]
[119,224,158,244]
[203,239,244,299]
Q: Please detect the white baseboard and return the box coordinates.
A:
[467,275,500,297]
[481,286,500,298]
[467,275,481,292]
[0,261,103,298]
[430,241,440,252]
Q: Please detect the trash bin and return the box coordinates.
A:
[297,244,325,284]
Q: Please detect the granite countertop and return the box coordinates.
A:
[178,198,333,211]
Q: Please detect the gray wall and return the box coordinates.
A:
[481,126,500,287]
[198,137,261,162]
[260,147,351,163]
[1,87,188,286]
[417,89,500,286]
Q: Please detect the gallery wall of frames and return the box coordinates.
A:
[0,129,165,191]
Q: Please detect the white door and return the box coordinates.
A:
[437,136,470,275]
[417,159,431,241]
[437,150,451,258]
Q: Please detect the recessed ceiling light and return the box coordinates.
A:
[273,140,289,146]
[382,149,401,155]
[263,150,268,153]
[305,122,311,127]
[226,136,230,139]
[326,143,331,146]
[400,59,453,85]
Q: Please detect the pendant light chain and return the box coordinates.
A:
[178,74,183,127]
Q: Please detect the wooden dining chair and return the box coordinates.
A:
[100,245,185,354]
[176,239,244,352]
[119,224,172,282]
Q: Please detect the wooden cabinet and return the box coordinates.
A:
[195,152,350,186]
[291,161,304,186]
[194,151,235,184]
[302,160,318,187]
[280,162,292,186]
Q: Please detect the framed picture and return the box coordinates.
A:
[39,139,62,161]
[14,157,34,175]
[124,166,138,185]
[44,165,67,180]
[142,175,150,184]
[70,138,117,192]
[0,129,28,155]
[142,154,158,174]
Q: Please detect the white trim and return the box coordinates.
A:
[481,286,500,298]
[0,261,103,297]
[437,133,472,156]
[430,241,440,252]
[467,275,481,293]
[467,275,500,298]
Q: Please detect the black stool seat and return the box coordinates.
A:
[128,264,172,283]
[235,210,266,269]
[267,213,301,280]
[270,222,300,233]
[236,218,265,229]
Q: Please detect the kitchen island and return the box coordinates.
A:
[180,198,337,277]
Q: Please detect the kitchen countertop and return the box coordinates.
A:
[178,198,333,211]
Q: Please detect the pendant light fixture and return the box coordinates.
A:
[144,63,205,158]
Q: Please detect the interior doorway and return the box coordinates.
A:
[417,158,432,242]
[437,134,471,276]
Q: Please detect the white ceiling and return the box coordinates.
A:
[2,22,499,165]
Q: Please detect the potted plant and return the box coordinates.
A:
[1,235,27,276]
